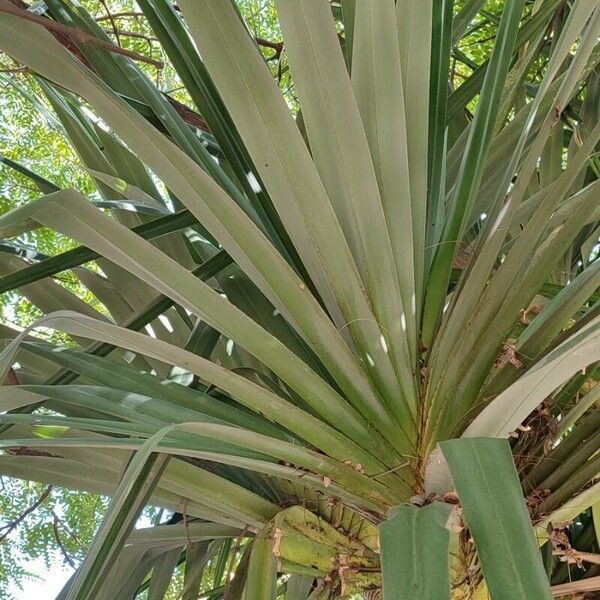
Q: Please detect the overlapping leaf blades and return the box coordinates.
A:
[2,0,600,597]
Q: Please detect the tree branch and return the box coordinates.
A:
[98,0,120,47]
[95,12,143,22]
[0,485,52,543]
[1,0,210,134]
[0,0,163,68]
[255,37,283,61]
[102,29,158,42]
[52,513,76,568]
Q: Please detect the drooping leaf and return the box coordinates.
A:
[380,502,452,600]
[441,438,553,600]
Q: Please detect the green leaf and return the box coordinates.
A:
[426,0,453,272]
[212,538,232,588]
[0,209,199,294]
[396,0,433,308]
[136,0,293,258]
[351,0,417,364]
[286,575,314,600]
[147,547,181,600]
[517,256,600,358]
[464,313,600,438]
[0,15,397,440]
[380,503,452,600]
[452,0,486,43]
[341,0,356,69]
[555,380,600,438]
[0,153,60,194]
[0,191,397,460]
[422,0,527,346]
[446,0,564,122]
[0,252,104,323]
[441,438,552,600]
[275,0,416,417]
[45,0,264,232]
[9,312,396,479]
[425,5,600,442]
[176,0,410,424]
[182,541,210,600]
[65,426,172,600]
[244,528,277,600]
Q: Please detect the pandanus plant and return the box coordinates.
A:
[3,0,600,597]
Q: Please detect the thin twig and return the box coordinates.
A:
[0,1,163,68]
[255,37,283,51]
[52,514,76,568]
[52,511,82,548]
[255,37,283,61]
[551,575,600,596]
[95,11,143,21]
[102,29,158,42]
[182,498,192,549]
[0,485,53,543]
[98,0,120,46]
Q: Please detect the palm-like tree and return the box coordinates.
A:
[1,0,600,597]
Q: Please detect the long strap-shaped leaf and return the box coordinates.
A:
[2,326,411,501]
[0,421,386,515]
[182,541,210,600]
[427,11,600,442]
[452,0,487,43]
[147,547,181,600]
[441,438,553,600]
[396,0,433,310]
[380,503,452,600]
[0,153,60,194]
[464,312,600,438]
[0,209,198,294]
[0,252,105,323]
[351,0,417,364]
[432,180,600,442]
[0,429,394,508]
[426,0,453,272]
[0,419,396,506]
[128,522,240,547]
[341,0,356,69]
[485,255,600,397]
[0,191,407,459]
[275,0,415,414]
[0,13,399,441]
[446,0,565,122]
[244,526,278,600]
[442,144,600,439]
[0,452,273,528]
[0,310,402,481]
[175,0,408,417]
[135,0,293,257]
[431,0,600,374]
[422,0,527,347]
[0,251,231,429]
[64,427,172,600]
[45,0,278,246]
[18,349,290,440]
